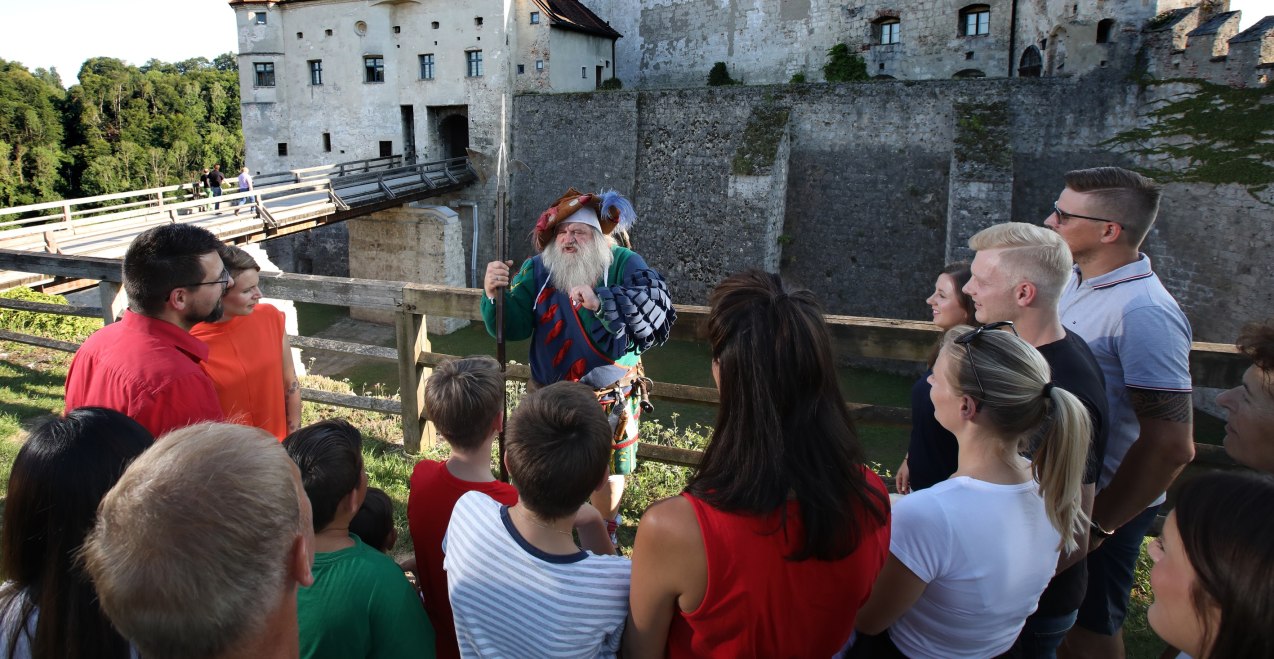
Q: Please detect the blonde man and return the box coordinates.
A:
[963,222,1110,657]
[83,423,314,659]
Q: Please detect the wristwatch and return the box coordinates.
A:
[1090,521,1115,539]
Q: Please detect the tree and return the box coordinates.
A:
[823,44,868,83]
[707,62,736,86]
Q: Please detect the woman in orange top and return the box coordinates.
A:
[191,246,301,439]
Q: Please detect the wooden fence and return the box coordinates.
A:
[0,249,1248,474]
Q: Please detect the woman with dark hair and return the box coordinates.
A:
[895,261,976,494]
[191,245,301,440]
[0,407,152,659]
[624,270,891,657]
[1148,471,1274,659]
[854,325,1089,658]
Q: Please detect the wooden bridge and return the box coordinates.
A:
[0,155,476,292]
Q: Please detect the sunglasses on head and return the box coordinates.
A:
[953,321,1019,401]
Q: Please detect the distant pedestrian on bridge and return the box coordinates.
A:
[64,224,231,438]
[482,188,675,549]
[208,164,226,209]
[234,166,254,216]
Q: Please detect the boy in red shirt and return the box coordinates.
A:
[407,356,517,659]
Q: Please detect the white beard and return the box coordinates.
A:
[542,236,613,291]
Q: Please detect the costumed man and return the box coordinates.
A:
[482,188,675,547]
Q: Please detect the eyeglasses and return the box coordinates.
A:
[183,268,231,291]
[953,321,1019,401]
[1053,203,1122,228]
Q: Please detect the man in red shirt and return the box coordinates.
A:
[65,224,232,438]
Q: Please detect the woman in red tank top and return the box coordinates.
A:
[624,270,892,658]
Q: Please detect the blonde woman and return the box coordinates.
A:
[852,323,1089,658]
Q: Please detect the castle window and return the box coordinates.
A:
[582,66,587,79]
[253,62,275,87]
[1096,19,1115,43]
[323,133,331,152]
[475,17,484,27]
[517,64,525,74]
[308,60,323,85]
[419,54,435,80]
[466,50,483,77]
[432,21,440,29]
[253,12,267,25]
[393,25,401,34]
[530,11,540,24]
[380,141,393,157]
[874,18,901,45]
[278,143,288,157]
[1018,46,1042,77]
[364,56,385,83]
[536,60,544,71]
[960,5,990,36]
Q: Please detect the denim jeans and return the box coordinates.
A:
[1018,609,1079,659]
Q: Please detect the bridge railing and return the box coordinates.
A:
[0,249,1248,477]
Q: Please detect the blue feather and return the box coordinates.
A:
[598,189,636,232]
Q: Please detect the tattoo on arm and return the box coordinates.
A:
[1128,388,1193,423]
[287,380,300,394]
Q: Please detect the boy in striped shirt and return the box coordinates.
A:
[444,382,631,658]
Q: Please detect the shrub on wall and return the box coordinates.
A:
[707,62,736,86]
[600,77,623,90]
[823,44,868,83]
[790,72,807,84]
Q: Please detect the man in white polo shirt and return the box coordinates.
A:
[1046,167,1194,659]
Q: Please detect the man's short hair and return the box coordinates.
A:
[968,222,1074,304]
[424,356,503,450]
[1063,166,1162,248]
[1238,320,1274,391]
[283,419,363,533]
[83,423,303,659]
[123,224,224,316]
[506,382,611,520]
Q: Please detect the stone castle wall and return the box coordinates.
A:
[509,76,1272,342]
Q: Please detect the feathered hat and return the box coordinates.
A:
[532,188,636,251]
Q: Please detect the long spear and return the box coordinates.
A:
[493,1,515,483]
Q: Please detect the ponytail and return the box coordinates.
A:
[1033,386,1091,553]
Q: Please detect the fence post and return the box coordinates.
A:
[98,281,127,324]
[395,303,434,453]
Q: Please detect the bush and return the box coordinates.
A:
[789,72,807,84]
[707,62,736,86]
[0,287,102,342]
[600,77,623,90]
[823,43,868,83]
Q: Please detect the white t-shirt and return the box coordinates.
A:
[889,477,1062,659]
[444,491,632,658]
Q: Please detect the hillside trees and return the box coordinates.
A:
[66,55,243,196]
[0,59,68,206]
[0,54,243,207]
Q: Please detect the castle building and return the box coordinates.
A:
[229,0,620,173]
[585,0,1270,87]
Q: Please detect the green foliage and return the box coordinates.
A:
[600,77,623,90]
[823,44,868,83]
[953,101,1012,169]
[789,73,807,84]
[66,55,243,196]
[0,55,243,205]
[0,59,69,206]
[0,288,101,341]
[707,62,736,86]
[731,105,791,176]
[1104,81,1274,199]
